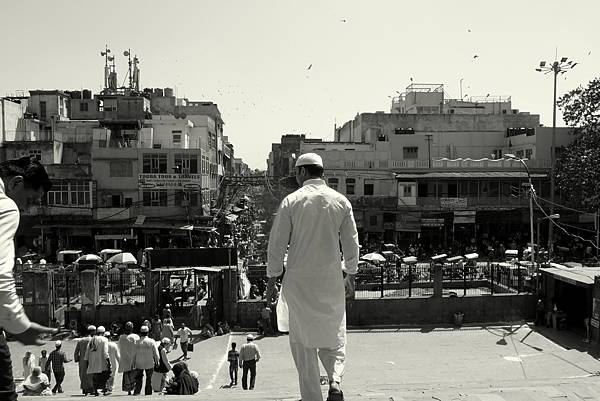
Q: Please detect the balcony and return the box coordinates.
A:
[22,205,92,217]
[400,196,529,210]
[94,208,131,221]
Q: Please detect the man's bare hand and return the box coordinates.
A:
[344,273,355,303]
[265,277,279,305]
[13,323,57,346]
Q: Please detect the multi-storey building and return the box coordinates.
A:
[1,84,244,258]
[300,83,575,252]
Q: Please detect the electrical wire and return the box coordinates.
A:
[532,193,599,250]
[536,195,597,216]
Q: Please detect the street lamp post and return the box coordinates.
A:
[535,57,577,260]
[505,154,536,294]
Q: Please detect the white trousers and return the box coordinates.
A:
[289,340,345,401]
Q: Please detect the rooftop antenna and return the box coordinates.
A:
[100,45,111,90]
[124,49,132,90]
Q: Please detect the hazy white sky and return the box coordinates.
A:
[1,0,598,169]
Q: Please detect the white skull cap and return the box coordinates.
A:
[295,153,323,168]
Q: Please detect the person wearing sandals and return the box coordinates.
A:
[266,153,359,401]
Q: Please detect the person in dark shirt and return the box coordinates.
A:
[227,342,240,386]
[46,341,71,394]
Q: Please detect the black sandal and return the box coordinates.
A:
[326,388,344,401]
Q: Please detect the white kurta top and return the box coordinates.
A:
[267,178,359,348]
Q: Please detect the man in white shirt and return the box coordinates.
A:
[133,326,159,395]
[0,157,55,401]
[266,153,359,401]
[175,323,192,360]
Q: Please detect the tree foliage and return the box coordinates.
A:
[555,78,600,211]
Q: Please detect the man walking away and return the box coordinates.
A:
[75,325,95,395]
[239,334,260,390]
[46,340,71,394]
[105,331,120,394]
[228,342,240,386]
[266,153,359,401]
[118,322,139,395]
[0,157,55,401]
[260,303,273,336]
[85,326,110,396]
[133,325,159,395]
[176,323,192,360]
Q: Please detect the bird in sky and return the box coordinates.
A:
[589,51,592,55]
[467,28,472,32]
[341,19,347,22]
[307,64,312,70]
[473,55,479,59]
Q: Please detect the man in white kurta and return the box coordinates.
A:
[267,153,359,401]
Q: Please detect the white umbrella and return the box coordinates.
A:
[360,252,387,263]
[107,252,137,265]
[76,254,103,264]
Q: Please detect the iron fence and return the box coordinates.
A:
[355,261,533,299]
[99,270,146,304]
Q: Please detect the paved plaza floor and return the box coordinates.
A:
[12,322,600,400]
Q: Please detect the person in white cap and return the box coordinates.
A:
[46,340,71,394]
[133,325,159,395]
[74,325,95,395]
[84,326,110,396]
[266,152,359,401]
[238,334,261,390]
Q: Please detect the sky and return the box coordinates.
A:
[1,0,599,169]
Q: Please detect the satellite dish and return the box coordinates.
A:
[123,51,130,56]
[101,51,106,56]
[108,56,114,61]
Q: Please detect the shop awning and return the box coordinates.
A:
[540,263,597,287]
[395,172,547,179]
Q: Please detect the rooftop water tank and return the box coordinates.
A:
[82,89,92,99]
[164,87,174,97]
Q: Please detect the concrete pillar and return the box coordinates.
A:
[22,271,53,326]
[80,270,99,307]
[222,267,239,325]
[433,263,443,298]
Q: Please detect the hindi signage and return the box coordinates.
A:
[138,174,201,190]
[440,198,467,209]
[421,218,445,228]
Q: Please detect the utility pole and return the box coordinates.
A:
[535,57,576,260]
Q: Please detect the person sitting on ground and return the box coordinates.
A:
[200,323,214,338]
[165,361,199,395]
[21,366,51,396]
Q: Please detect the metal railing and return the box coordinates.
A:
[355,261,532,299]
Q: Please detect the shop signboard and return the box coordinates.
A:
[138,173,201,190]
[440,198,467,209]
[421,218,445,228]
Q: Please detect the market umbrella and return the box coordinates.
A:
[360,252,387,263]
[75,254,103,264]
[107,252,137,265]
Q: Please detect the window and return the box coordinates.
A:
[403,185,413,197]
[172,130,182,146]
[142,190,168,206]
[516,150,525,158]
[99,139,107,148]
[109,161,133,177]
[328,177,339,191]
[526,128,535,136]
[39,101,46,119]
[369,215,378,226]
[124,197,133,207]
[174,154,198,174]
[403,147,418,159]
[79,102,89,112]
[525,149,533,159]
[47,181,90,206]
[346,178,355,195]
[394,127,414,135]
[29,149,42,161]
[142,154,167,173]
[364,182,374,196]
